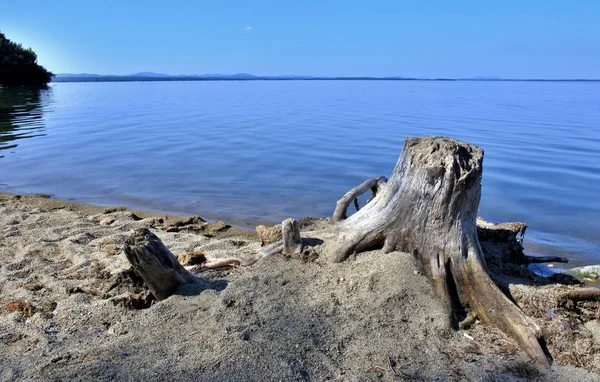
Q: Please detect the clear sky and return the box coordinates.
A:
[1,0,598,78]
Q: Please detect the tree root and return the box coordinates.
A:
[332,176,387,222]
[459,312,478,330]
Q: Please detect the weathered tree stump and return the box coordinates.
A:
[303,136,550,366]
[124,228,198,300]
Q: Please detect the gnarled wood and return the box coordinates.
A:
[203,219,303,268]
[124,228,197,300]
[332,176,387,222]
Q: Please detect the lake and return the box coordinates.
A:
[1,80,599,268]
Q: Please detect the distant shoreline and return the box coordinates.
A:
[51,76,600,84]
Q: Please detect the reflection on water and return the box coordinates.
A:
[0,87,52,158]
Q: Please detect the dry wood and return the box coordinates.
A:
[282,218,303,256]
[458,312,478,330]
[476,218,527,243]
[558,288,600,304]
[200,219,303,268]
[124,228,197,300]
[332,176,387,222]
[201,242,284,269]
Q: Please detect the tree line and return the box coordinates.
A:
[0,31,53,87]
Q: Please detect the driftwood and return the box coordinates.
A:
[124,228,197,300]
[476,216,568,266]
[282,218,303,256]
[182,241,284,270]
[125,136,553,367]
[476,218,527,243]
[558,288,600,305]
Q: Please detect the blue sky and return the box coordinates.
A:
[1,0,598,78]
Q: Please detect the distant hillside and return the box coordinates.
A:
[52,73,416,83]
[51,73,600,83]
[55,72,266,82]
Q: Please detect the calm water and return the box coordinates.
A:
[1,81,599,267]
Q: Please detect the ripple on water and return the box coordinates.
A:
[0,80,599,265]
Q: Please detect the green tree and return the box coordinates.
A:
[0,31,53,87]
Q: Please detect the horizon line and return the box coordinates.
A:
[52,73,600,83]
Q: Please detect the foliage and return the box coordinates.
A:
[0,31,53,86]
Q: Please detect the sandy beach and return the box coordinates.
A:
[1,192,599,381]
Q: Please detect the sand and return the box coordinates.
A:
[1,192,598,381]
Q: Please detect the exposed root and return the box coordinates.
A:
[332,176,387,222]
[459,312,478,330]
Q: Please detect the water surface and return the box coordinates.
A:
[1,81,599,267]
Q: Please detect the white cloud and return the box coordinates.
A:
[244,26,252,31]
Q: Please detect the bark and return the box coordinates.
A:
[305,137,550,367]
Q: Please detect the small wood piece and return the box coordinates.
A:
[124,228,197,300]
[387,356,397,376]
[558,288,600,305]
[282,218,303,256]
[202,242,284,269]
[476,218,527,243]
[332,176,387,222]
